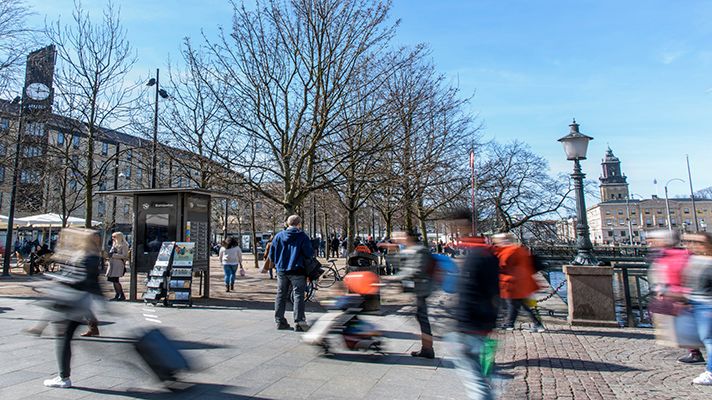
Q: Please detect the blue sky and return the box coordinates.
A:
[25,0,712,199]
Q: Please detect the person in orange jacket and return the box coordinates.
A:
[492,233,545,332]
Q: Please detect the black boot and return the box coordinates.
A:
[231,282,235,291]
[226,284,230,292]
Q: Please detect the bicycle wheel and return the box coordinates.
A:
[318,267,337,288]
[305,281,316,302]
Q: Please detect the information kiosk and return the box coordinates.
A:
[97,188,227,301]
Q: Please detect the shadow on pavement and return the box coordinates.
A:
[75,336,228,350]
[189,298,326,312]
[327,352,453,368]
[379,330,421,340]
[547,328,654,340]
[498,357,643,372]
[0,307,13,313]
[73,381,271,399]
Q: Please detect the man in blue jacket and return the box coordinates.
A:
[270,215,313,331]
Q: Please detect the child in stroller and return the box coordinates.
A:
[302,271,383,354]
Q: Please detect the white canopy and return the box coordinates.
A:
[14,213,100,227]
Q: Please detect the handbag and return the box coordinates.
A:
[648,295,687,316]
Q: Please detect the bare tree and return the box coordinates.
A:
[0,0,34,94]
[201,0,397,216]
[695,186,712,199]
[477,140,572,233]
[46,1,137,227]
[385,52,476,242]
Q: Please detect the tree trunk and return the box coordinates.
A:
[84,127,95,228]
[419,218,429,249]
[249,193,259,270]
[347,206,356,254]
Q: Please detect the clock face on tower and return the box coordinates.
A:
[26,82,51,101]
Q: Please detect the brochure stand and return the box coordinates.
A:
[166,242,195,307]
[144,242,175,305]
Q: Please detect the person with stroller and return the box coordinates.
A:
[271,215,314,332]
[43,228,103,389]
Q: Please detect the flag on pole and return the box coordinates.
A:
[469,149,475,169]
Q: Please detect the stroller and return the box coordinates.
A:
[302,294,384,354]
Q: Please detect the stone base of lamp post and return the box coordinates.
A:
[563,265,619,327]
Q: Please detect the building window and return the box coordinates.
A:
[656,209,662,214]
[19,170,40,183]
[617,193,622,199]
[645,218,652,227]
[137,168,143,181]
[607,231,614,237]
[127,149,132,161]
[22,146,42,157]
[0,118,9,130]
[618,218,625,225]
[57,132,65,145]
[72,134,80,148]
[671,218,677,226]
[606,219,613,226]
[684,208,690,214]
[632,219,637,225]
[69,179,78,191]
[99,181,107,191]
[644,209,650,214]
[123,204,130,215]
[617,209,623,215]
[605,210,611,215]
[101,142,109,156]
[0,166,4,182]
[25,122,44,136]
[0,143,5,156]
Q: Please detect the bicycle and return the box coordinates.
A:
[286,279,316,303]
[317,259,347,288]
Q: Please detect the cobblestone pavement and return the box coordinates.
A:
[0,257,710,399]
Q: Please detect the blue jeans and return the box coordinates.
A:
[691,301,712,373]
[450,333,494,400]
[223,264,237,285]
[275,272,306,323]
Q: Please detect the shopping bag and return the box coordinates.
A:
[480,337,498,377]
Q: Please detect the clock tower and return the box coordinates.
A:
[599,147,629,201]
[22,45,56,115]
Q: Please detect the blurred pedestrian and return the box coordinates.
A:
[492,233,544,332]
[106,232,129,301]
[682,232,712,385]
[43,228,103,389]
[340,237,348,258]
[647,230,703,364]
[445,209,499,400]
[396,230,436,359]
[330,236,340,258]
[220,237,243,292]
[271,215,313,332]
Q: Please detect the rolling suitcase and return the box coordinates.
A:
[134,328,190,382]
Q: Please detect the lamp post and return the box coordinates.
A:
[558,119,598,265]
[146,69,169,189]
[664,178,684,232]
[2,97,25,276]
[624,193,643,245]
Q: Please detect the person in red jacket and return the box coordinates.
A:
[492,233,545,332]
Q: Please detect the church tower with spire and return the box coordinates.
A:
[599,147,629,201]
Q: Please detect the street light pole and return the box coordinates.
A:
[150,68,159,189]
[625,195,633,245]
[146,69,169,189]
[571,159,597,265]
[664,178,684,232]
[2,98,25,276]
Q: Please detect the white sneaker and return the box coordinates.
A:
[692,371,712,385]
[529,325,546,333]
[43,376,72,388]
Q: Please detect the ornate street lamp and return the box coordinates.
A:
[558,119,598,265]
